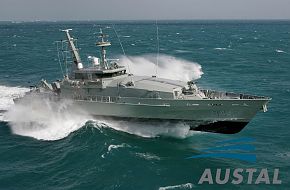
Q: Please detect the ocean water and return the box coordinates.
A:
[0,20,289,189]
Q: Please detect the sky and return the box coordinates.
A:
[0,0,290,21]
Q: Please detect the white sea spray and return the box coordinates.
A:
[119,54,203,81]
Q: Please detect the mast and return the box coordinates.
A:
[96,29,111,69]
[61,29,83,70]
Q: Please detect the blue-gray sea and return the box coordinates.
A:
[0,20,289,189]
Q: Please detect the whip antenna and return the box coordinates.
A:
[154,20,160,77]
[112,24,132,75]
[112,24,126,56]
[55,41,65,77]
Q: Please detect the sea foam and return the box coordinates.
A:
[0,85,29,111]
[0,85,29,121]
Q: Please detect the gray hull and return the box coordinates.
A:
[71,97,269,134]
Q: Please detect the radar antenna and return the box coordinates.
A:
[96,29,111,69]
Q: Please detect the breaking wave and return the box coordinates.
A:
[4,95,91,141]
[119,54,203,81]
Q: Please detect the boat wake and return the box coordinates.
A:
[94,119,196,139]
[119,54,203,81]
[1,85,199,141]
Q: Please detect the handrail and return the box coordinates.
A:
[73,95,119,103]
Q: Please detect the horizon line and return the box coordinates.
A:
[1,18,290,23]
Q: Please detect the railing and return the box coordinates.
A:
[72,95,170,106]
[200,89,269,100]
[73,95,119,103]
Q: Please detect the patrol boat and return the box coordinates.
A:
[26,29,271,134]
